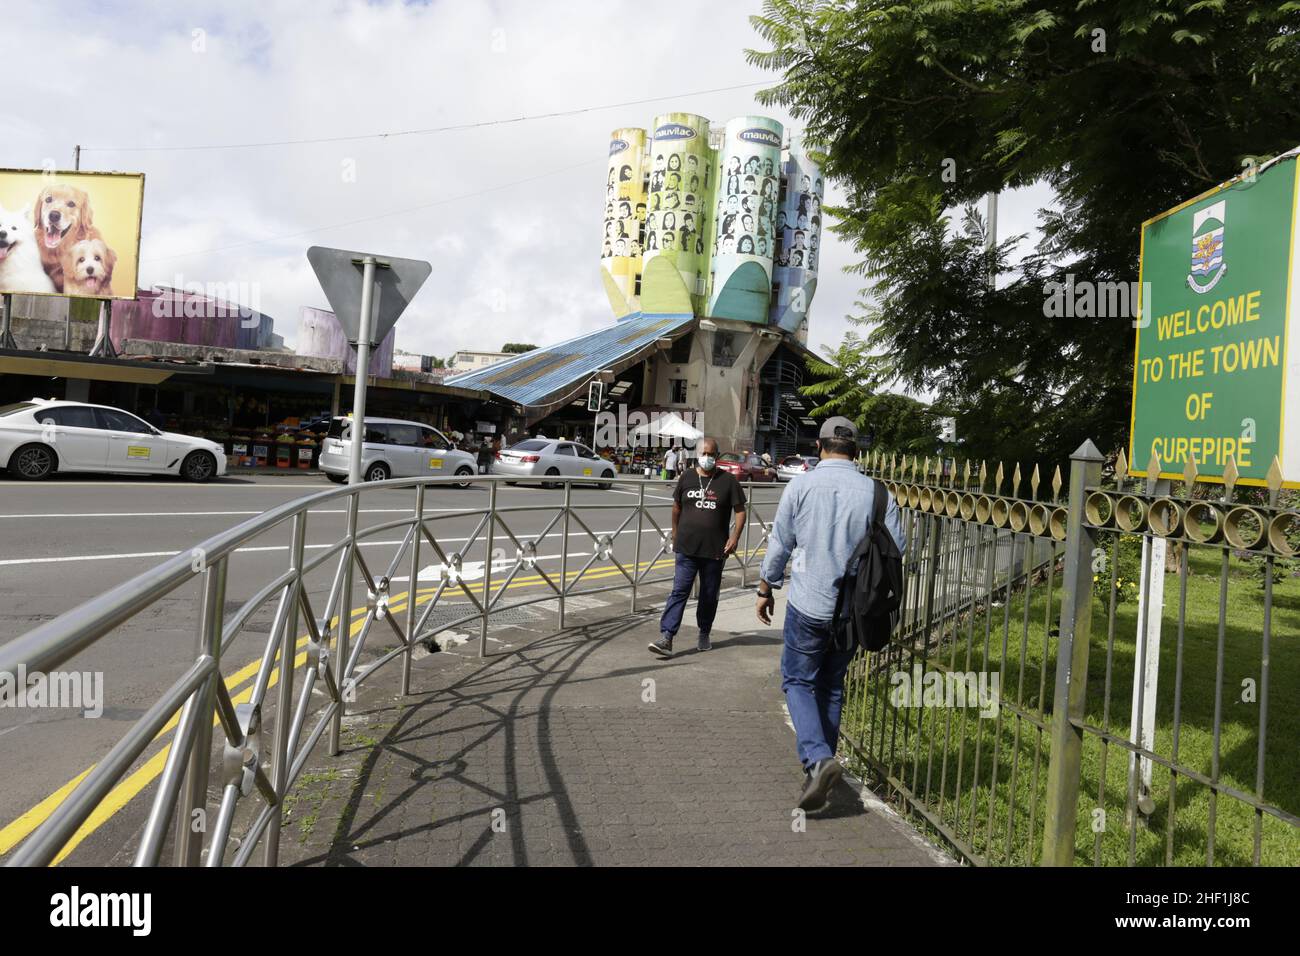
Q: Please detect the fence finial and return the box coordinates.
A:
[1223,454,1239,499]
[1267,455,1284,493]
[1145,451,1162,494]
[1051,464,1063,501]
[922,456,932,483]
[979,460,988,490]
[962,459,972,488]
[1012,462,1022,498]
[1182,453,1199,491]
[995,461,1005,495]
[1115,448,1129,482]
[1031,463,1041,500]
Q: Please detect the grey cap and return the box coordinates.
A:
[819,416,859,442]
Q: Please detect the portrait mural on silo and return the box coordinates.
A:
[706,117,783,324]
[601,128,648,315]
[640,113,713,313]
[769,134,824,338]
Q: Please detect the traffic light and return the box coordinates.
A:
[587,380,603,412]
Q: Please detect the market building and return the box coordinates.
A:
[448,112,826,460]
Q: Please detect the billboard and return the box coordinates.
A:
[640,112,713,314]
[707,116,784,323]
[1130,148,1300,487]
[601,128,649,317]
[770,135,824,339]
[0,168,144,299]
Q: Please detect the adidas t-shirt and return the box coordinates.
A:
[673,467,747,560]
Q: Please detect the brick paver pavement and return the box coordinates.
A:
[277,590,953,866]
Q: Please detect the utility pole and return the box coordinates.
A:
[986,191,999,289]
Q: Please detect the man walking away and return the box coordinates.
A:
[664,445,678,480]
[756,417,906,811]
[649,437,746,658]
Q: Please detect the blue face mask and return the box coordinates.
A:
[698,455,716,471]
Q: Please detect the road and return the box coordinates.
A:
[0,471,785,864]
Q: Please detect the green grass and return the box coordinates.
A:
[841,541,1300,866]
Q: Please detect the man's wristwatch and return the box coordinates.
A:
[757,583,773,598]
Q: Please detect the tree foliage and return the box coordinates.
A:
[750,0,1300,464]
[501,343,538,354]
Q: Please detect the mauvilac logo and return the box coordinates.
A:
[738,127,781,149]
[609,138,628,156]
[654,123,696,141]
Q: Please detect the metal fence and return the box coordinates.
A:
[0,475,784,867]
[839,442,1300,866]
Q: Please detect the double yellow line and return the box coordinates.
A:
[0,553,691,864]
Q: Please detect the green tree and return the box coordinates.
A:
[750,0,1300,465]
[801,327,940,455]
[501,343,538,354]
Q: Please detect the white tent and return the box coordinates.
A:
[629,411,703,445]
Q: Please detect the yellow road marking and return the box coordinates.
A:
[1,547,754,862]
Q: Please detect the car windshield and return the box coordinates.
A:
[510,440,548,451]
[0,402,37,417]
[718,453,742,462]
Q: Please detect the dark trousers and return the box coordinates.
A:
[659,553,724,640]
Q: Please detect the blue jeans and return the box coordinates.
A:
[781,602,856,769]
[659,553,724,640]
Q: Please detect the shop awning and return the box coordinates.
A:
[0,349,211,385]
[445,312,695,421]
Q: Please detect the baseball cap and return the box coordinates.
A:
[818,416,859,442]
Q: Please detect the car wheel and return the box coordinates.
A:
[180,450,217,483]
[454,465,474,488]
[9,443,56,481]
[326,473,347,484]
[544,467,561,489]
[598,470,614,491]
[365,462,390,482]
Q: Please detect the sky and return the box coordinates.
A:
[2,0,1052,364]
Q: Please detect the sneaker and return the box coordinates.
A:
[696,632,712,652]
[647,635,674,658]
[797,758,843,812]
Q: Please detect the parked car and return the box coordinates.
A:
[319,416,478,485]
[0,398,227,482]
[776,454,819,482]
[492,438,618,488]
[715,452,776,482]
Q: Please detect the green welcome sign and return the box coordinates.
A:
[1131,149,1300,488]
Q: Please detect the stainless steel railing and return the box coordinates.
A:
[0,474,783,867]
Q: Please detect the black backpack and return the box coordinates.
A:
[831,479,904,653]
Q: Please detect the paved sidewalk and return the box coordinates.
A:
[278,590,952,867]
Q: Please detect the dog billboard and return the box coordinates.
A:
[0,168,144,300]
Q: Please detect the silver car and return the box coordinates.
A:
[492,438,618,488]
[776,454,819,482]
[320,416,478,485]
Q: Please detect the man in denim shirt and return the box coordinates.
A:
[757,417,906,811]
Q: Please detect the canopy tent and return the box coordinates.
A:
[629,411,703,445]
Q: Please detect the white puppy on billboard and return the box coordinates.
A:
[0,203,56,294]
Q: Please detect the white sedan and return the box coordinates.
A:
[0,399,227,482]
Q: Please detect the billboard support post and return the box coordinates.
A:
[88,300,116,358]
[0,294,16,349]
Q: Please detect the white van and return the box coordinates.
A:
[319,416,478,486]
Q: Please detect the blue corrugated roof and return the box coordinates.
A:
[446,312,695,411]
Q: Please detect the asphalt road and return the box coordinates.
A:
[0,470,785,864]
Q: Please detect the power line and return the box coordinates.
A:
[141,156,602,264]
[86,81,770,154]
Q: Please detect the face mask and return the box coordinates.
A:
[698,455,716,471]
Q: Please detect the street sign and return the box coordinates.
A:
[307,246,431,346]
[1130,148,1300,487]
[587,380,604,412]
[307,246,431,483]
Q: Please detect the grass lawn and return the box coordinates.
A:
[840,536,1300,867]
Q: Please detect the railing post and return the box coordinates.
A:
[403,483,425,692]
[1041,439,1104,866]
[559,480,571,629]
[332,484,361,755]
[265,512,306,867]
[480,480,497,658]
[741,491,753,588]
[174,555,227,866]
[631,480,645,613]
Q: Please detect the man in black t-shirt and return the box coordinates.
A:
[648,437,747,657]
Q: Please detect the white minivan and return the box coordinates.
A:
[319,416,478,486]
